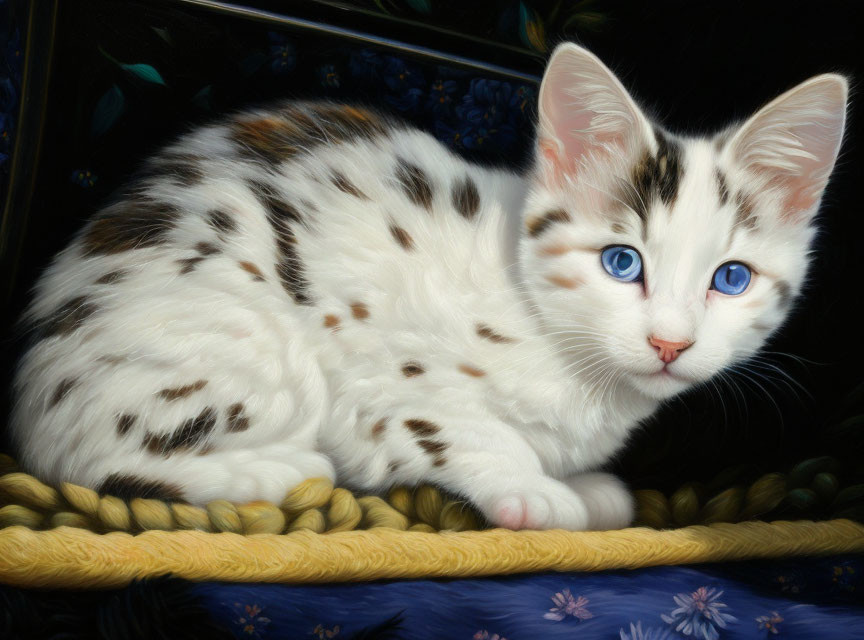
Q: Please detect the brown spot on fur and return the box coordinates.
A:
[98,473,184,502]
[611,222,627,234]
[389,225,414,251]
[735,191,758,230]
[207,208,237,236]
[177,256,205,275]
[402,362,425,377]
[231,116,301,165]
[239,261,266,281]
[538,244,573,257]
[388,461,401,473]
[396,159,433,210]
[350,302,370,320]
[226,402,250,433]
[331,171,367,199]
[458,364,485,377]
[404,419,440,437]
[452,176,480,219]
[715,168,730,205]
[323,314,341,331]
[41,296,99,338]
[116,414,137,437]
[157,379,208,402]
[50,378,77,407]
[544,274,583,289]
[416,438,448,466]
[371,418,387,439]
[774,280,792,308]
[82,198,179,255]
[248,180,312,305]
[476,323,514,344]
[96,270,128,285]
[143,407,217,456]
[527,209,571,237]
[195,241,220,256]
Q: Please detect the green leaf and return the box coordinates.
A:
[121,63,166,86]
[518,2,547,52]
[90,85,125,138]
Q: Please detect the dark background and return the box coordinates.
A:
[1,0,862,502]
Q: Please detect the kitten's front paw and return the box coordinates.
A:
[563,472,634,530]
[485,479,589,530]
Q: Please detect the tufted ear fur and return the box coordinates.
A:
[727,74,848,221]
[536,43,654,187]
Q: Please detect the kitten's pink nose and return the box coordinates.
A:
[648,337,693,363]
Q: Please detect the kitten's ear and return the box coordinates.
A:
[537,43,653,185]
[727,74,848,219]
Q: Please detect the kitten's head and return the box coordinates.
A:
[522,43,848,400]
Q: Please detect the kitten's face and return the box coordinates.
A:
[523,45,847,401]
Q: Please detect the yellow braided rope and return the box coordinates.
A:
[1,519,862,589]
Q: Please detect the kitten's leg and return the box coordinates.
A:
[89,442,335,505]
[348,407,589,530]
[561,472,634,530]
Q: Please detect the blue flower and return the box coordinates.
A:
[267,32,296,75]
[453,78,521,152]
[661,586,737,640]
[425,77,459,116]
[620,621,674,640]
[382,56,425,113]
[831,562,857,592]
[543,589,593,622]
[69,168,97,188]
[348,49,384,82]
[317,64,341,88]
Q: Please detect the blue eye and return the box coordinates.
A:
[712,262,751,295]
[601,246,643,282]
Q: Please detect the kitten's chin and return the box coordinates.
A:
[625,368,694,400]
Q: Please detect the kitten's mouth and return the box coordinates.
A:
[638,366,691,383]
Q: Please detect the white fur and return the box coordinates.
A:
[11,44,847,530]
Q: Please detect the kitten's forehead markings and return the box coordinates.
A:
[715,169,730,206]
[526,209,571,237]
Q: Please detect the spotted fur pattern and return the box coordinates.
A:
[12,45,847,531]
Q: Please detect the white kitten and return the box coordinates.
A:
[11,44,847,530]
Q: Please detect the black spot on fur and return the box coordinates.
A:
[401,362,425,377]
[452,176,480,219]
[159,156,204,187]
[396,159,434,210]
[404,419,440,437]
[331,170,367,199]
[476,323,515,343]
[735,191,758,230]
[416,439,448,466]
[389,225,414,251]
[527,209,571,237]
[98,473,184,502]
[207,209,237,236]
[96,269,128,285]
[143,407,218,456]
[194,241,220,256]
[774,280,792,308]
[247,180,312,305]
[50,378,78,407]
[226,402,250,433]
[83,198,179,255]
[40,296,99,338]
[620,130,683,226]
[715,169,730,206]
[116,414,137,437]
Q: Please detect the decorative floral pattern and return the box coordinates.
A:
[230,602,271,639]
[0,0,23,185]
[473,631,508,640]
[543,589,593,621]
[660,587,737,640]
[755,611,783,635]
[312,623,341,638]
[619,621,674,640]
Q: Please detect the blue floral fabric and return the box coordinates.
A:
[193,555,864,639]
